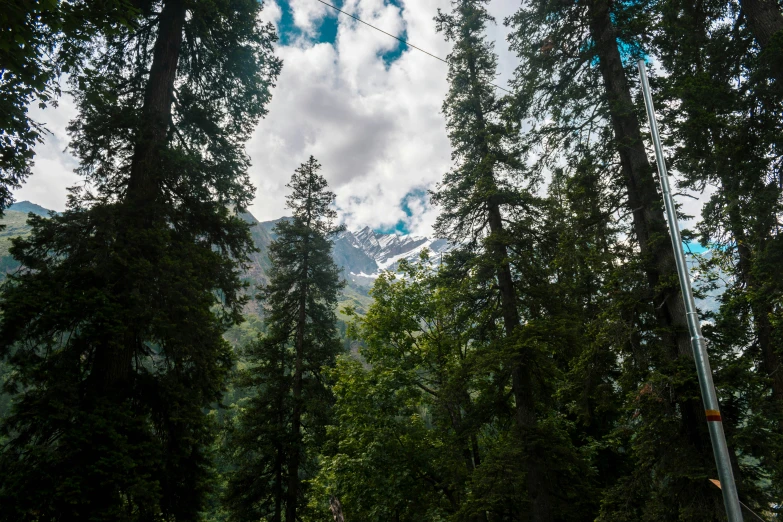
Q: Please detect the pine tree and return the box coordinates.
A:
[0,0,138,215]
[224,156,344,522]
[542,159,632,510]
[651,0,783,506]
[0,0,280,519]
[432,1,588,519]
[507,1,735,518]
[740,0,783,51]
[740,0,783,91]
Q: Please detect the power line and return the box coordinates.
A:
[313,0,513,94]
[314,0,447,64]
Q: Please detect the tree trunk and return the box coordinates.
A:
[127,0,185,204]
[471,433,481,468]
[758,301,783,433]
[275,396,284,522]
[586,0,712,462]
[587,0,693,358]
[287,244,308,522]
[89,0,185,392]
[464,40,552,522]
[733,218,783,434]
[588,0,693,361]
[329,496,345,522]
[448,402,477,473]
[740,0,783,50]
[734,0,783,435]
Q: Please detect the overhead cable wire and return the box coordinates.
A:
[313,0,513,94]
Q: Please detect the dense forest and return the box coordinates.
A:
[0,0,781,520]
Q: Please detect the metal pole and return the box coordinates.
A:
[637,60,744,522]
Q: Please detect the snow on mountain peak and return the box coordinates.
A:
[333,227,452,281]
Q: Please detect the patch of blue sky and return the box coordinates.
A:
[318,12,339,44]
[275,0,407,66]
[580,2,648,67]
[618,39,648,64]
[379,0,406,66]
[374,188,427,235]
[379,35,406,67]
[376,219,410,235]
[683,241,709,255]
[275,0,340,46]
[274,0,297,46]
[584,38,647,67]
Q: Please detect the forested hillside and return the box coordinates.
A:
[1,0,782,521]
[0,203,404,317]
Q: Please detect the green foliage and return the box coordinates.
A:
[0,0,280,519]
[650,0,783,509]
[313,256,490,521]
[2,0,783,519]
[507,0,783,518]
[429,3,601,520]
[0,0,139,214]
[312,253,601,521]
[223,157,344,522]
[0,210,31,275]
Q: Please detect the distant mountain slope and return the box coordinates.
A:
[0,206,450,287]
[0,202,724,320]
[8,201,55,217]
[338,226,452,275]
[332,233,378,277]
[238,212,274,285]
[251,218,452,282]
[329,227,452,287]
[0,210,30,274]
[253,218,379,279]
[0,206,378,315]
[0,201,58,276]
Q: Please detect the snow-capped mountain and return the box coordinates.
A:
[246,217,452,286]
[1,203,723,315]
[334,226,452,281]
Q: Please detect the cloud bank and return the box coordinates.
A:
[13,0,706,236]
[14,1,518,236]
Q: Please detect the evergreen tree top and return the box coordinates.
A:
[285,155,344,237]
[431,0,531,245]
[67,0,283,212]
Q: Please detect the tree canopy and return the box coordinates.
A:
[1,0,782,520]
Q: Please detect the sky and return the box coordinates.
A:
[12,0,706,238]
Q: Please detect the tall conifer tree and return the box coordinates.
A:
[740,0,783,52]
[508,1,735,518]
[224,156,343,522]
[652,0,783,504]
[0,0,280,519]
[0,0,139,215]
[432,1,562,519]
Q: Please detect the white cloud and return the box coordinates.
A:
[288,0,332,35]
[246,0,457,235]
[12,86,81,212]
[259,0,283,26]
[245,0,526,235]
[10,1,520,236]
[12,0,707,236]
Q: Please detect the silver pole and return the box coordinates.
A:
[637,60,744,522]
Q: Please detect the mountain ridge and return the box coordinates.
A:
[242,215,453,282]
[0,202,451,287]
[8,201,55,217]
[0,202,721,319]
